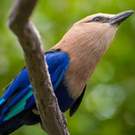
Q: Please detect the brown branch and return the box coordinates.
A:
[8,0,70,135]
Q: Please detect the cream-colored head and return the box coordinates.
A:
[54,10,134,55]
[53,10,134,98]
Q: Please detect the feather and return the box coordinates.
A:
[0,50,71,134]
[69,85,86,116]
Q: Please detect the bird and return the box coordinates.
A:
[0,10,133,135]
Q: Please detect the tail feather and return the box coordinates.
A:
[0,109,40,135]
[0,112,24,135]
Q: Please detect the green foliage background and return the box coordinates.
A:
[0,0,135,135]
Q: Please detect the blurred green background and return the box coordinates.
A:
[0,0,135,135]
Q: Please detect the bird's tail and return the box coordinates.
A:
[0,110,25,135]
[0,109,39,135]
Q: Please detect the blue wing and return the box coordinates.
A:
[0,50,70,123]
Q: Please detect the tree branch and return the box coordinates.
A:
[8,0,70,135]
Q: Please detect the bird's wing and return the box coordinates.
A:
[0,85,34,123]
[0,49,70,123]
[46,49,70,90]
[0,67,32,123]
[0,68,30,106]
[69,85,86,117]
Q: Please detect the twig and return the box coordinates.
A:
[8,0,70,135]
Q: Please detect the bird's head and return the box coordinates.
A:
[76,10,134,25]
[74,10,134,42]
[57,10,134,57]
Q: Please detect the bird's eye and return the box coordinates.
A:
[85,16,102,23]
[92,16,102,22]
[85,16,110,23]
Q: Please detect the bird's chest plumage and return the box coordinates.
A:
[64,47,100,99]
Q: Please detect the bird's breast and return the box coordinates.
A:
[64,51,99,99]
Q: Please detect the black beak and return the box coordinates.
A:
[110,10,134,25]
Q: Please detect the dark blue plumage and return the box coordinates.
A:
[0,50,75,134]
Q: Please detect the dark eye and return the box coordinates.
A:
[85,16,102,23]
[85,16,110,23]
[92,16,102,22]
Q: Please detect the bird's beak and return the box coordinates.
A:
[110,10,134,25]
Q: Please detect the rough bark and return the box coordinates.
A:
[8,0,70,135]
